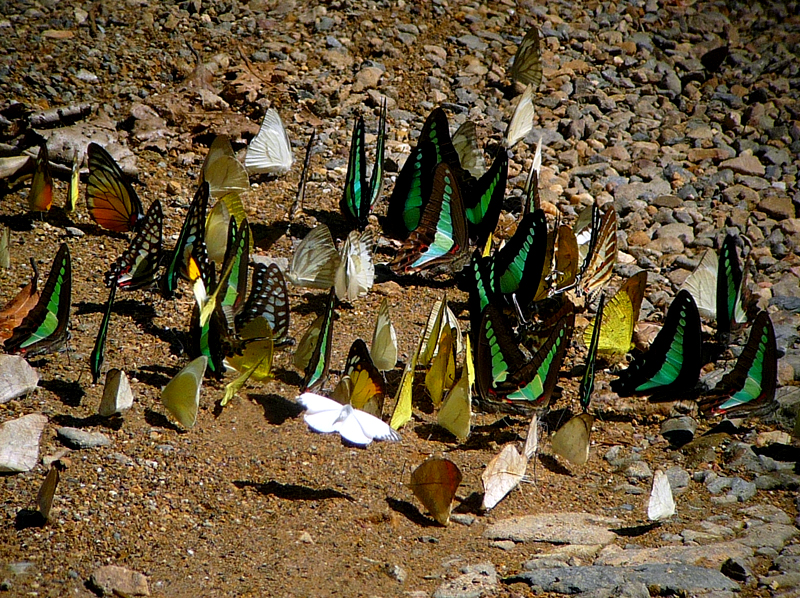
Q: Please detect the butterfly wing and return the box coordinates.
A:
[505,84,536,148]
[105,199,163,290]
[648,469,676,521]
[698,311,777,416]
[245,109,294,175]
[5,243,71,356]
[437,371,471,442]
[481,443,526,510]
[86,143,143,233]
[451,120,486,179]
[576,204,618,297]
[390,163,469,275]
[611,290,702,397]
[287,224,341,289]
[509,26,543,88]
[28,142,53,213]
[90,283,117,384]
[161,182,210,298]
[463,151,508,246]
[716,233,745,337]
[371,298,398,371]
[679,249,717,319]
[340,115,370,229]
[580,294,605,411]
[202,135,249,199]
[334,230,375,302]
[491,209,548,309]
[551,413,594,466]
[408,457,462,526]
[583,272,646,356]
[236,263,291,345]
[340,338,385,416]
[161,356,207,428]
[369,99,387,208]
[301,288,336,392]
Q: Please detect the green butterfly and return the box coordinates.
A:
[161,182,210,299]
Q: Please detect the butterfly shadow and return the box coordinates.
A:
[270,367,303,389]
[385,497,441,527]
[233,480,354,502]
[611,522,661,537]
[537,453,575,477]
[251,220,291,253]
[51,413,123,431]
[455,491,485,516]
[135,364,175,390]
[289,292,333,317]
[301,208,352,241]
[144,407,184,433]
[15,509,48,530]
[239,392,303,425]
[39,378,85,407]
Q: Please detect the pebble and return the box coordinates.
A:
[483,512,621,546]
[0,356,39,404]
[56,427,112,449]
[433,563,497,598]
[89,565,149,596]
[0,413,47,472]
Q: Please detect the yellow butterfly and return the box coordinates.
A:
[426,325,455,408]
[437,369,471,442]
[551,413,594,466]
[583,271,647,357]
[370,298,398,372]
[161,356,207,428]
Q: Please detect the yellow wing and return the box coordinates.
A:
[583,271,646,356]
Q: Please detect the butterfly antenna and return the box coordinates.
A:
[288,128,316,226]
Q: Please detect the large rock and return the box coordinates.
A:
[483,512,621,546]
[0,413,47,472]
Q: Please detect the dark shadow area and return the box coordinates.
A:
[301,207,351,241]
[753,443,800,464]
[249,392,304,425]
[15,509,47,530]
[135,364,175,390]
[271,366,303,388]
[39,378,84,407]
[538,453,574,476]
[251,220,290,252]
[611,522,660,537]
[144,407,183,432]
[290,292,333,317]
[455,491,484,515]
[385,497,439,527]
[51,413,122,431]
[234,480,354,502]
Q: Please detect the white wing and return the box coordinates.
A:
[371,298,398,372]
[680,249,718,320]
[245,109,294,175]
[298,393,346,433]
[451,121,486,178]
[523,412,540,460]
[335,230,375,302]
[505,84,535,149]
[350,409,400,443]
[648,469,676,521]
[335,407,374,446]
[161,356,207,429]
[298,393,399,444]
[287,225,341,289]
[481,444,527,510]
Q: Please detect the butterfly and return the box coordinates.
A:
[648,469,676,521]
[334,229,375,302]
[716,234,748,338]
[550,412,594,466]
[611,290,702,398]
[475,304,574,413]
[285,224,341,289]
[98,368,133,417]
[0,258,39,341]
[86,143,144,233]
[36,460,65,523]
[425,324,456,408]
[437,367,471,442]
[297,391,400,447]
[451,120,486,178]
[698,311,777,417]
[408,456,462,526]
[245,108,293,175]
[386,107,465,238]
[481,443,526,510]
[340,101,387,230]
[297,288,336,392]
[223,316,275,407]
[161,356,207,428]
[28,142,53,213]
[522,137,543,216]
[583,272,646,357]
[390,163,470,276]
[389,327,421,431]
[5,243,71,357]
[505,83,536,148]
[463,150,508,247]
[217,218,250,320]
[201,135,249,199]
[509,26,542,88]
[419,296,463,367]
[370,298,398,372]
[0,226,9,270]
[580,294,605,410]
[236,263,291,346]
[105,199,163,291]
[161,182,210,298]
[331,338,386,417]
[64,149,80,213]
[205,199,232,265]
[90,281,117,384]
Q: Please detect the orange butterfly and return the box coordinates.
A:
[86,143,143,233]
[28,143,53,213]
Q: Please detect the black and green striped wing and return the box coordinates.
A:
[463,150,508,247]
[579,294,605,411]
[491,209,548,309]
[476,305,528,404]
[302,288,336,392]
[716,233,744,338]
[105,199,163,291]
[389,162,469,275]
[340,115,370,229]
[699,311,777,416]
[468,250,496,346]
[611,290,702,397]
[369,99,387,208]
[218,218,250,320]
[90,281,117,383]
[386,107,462,238]
[5,243,72,357]
[161,182,210,298]
[236,263,291,346]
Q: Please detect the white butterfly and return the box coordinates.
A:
[245,108,294,175]
[648,469,676,521]
[334,230,375,302]
[679,249,718,320]
[286,224,341,289]
[481,443,527,510]
[505,84,535,149]
[371,298,398,372]
[297,392,400,446]
[161,356,207,429]
[451,120,486,179]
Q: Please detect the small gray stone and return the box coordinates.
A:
[705,473,733,494]
[433,563,496,598]
[728,477,757,502]
[57,427,111,449]
[383,563,407,583]
[739,523,798,551]
[720,154,766,176]
[625,461,652,481]
[456,35,487,52]
[655,222,694,245]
